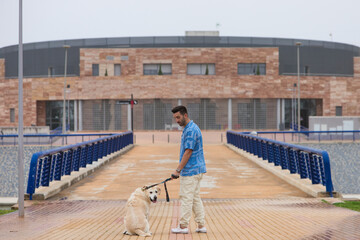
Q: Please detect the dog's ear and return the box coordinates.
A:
[156,186,161,195]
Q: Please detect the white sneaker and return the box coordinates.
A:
[196,227,207,233]
[171,227,189,234]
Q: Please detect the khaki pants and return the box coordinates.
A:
[179,173,205,228]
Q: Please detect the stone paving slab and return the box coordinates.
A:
[3,144,356,239]
[1,199,359,240]
[48,144,309,201]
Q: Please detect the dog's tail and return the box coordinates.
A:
[134,229,151,237]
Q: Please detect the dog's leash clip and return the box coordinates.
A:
[142,177,175,201]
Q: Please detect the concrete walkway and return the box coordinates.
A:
[48,144,309,200]
[1,144,360,239]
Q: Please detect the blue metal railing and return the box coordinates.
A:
[290,123,308,133]
[227,130,334,197]
[0,133,115,146]
[50,125,70,135]
[26,131,133,200]
[242,130,360,143]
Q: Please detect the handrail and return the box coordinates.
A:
[241,130,360,134]
[227,130,334,197]
[241,130,360,143]
[0,133,115,137]
[0,133,116,146]
[26,131,133,200]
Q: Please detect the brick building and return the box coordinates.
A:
[1,33,360,131]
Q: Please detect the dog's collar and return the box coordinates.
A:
[142,177,172,201]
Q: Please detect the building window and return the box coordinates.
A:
[143,64,172,75]
[336,106,342,116]
[92,64,99,76]
[114,64,121,76]
[106,56,114,61]
[238,63,266,75]
[304,66,310,75]
[48,67,54,77]
[10,108,15,122]
[187,64,215,75]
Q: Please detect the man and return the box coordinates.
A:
[171,105,207,234]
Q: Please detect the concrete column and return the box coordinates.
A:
[128,104,131,131]
[79,100,83,131]
[228,98,232,130]
[282,99,285,129]
[74,100,78,132]
[277,99,281,130]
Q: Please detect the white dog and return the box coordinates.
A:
[123,186,161,237]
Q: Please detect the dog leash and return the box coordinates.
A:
[142,174,179,202]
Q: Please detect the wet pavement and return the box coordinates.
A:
[1,144,359,239]
[49,144,309,200]
[1,198,359,240]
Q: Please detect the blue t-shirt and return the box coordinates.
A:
[179,120,207,176]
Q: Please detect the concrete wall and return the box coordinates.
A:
[0,126,50,134]
[309,116,360,131]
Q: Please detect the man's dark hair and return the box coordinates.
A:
[172,105,188,115]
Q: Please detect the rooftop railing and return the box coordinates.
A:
[26,131,133,200]
[227,131,334,197]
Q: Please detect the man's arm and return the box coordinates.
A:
[172,148,193,178]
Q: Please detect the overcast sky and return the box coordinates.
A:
[1,0,360,48]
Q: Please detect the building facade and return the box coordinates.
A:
[1,35,360,131]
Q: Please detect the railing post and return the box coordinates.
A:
[321,151,334,197]
[26,153,42,200]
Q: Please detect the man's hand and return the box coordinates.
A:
[172,148,192,180]
[171,171,179,179]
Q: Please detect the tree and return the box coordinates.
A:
[205,64,209,75]
[256,64,260,75]
[158,64,163,75]
[105,69,108,76]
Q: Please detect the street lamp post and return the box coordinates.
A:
[63,45,70,135]
[293,83,296,130]
[288,87,295,130]
[66,86,71,131]
[18,0,25,217]
[296,42,302,131]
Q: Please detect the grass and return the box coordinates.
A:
[0,209,16,216]
[333,201,360,212]
[322,199,360,212]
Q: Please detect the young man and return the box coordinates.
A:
[171,105,207,234]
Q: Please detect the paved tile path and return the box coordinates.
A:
[1,199,359,240]
[49,144,309,200]
[1,144,359,239]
